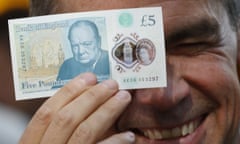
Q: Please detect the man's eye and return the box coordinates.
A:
[82,42,92,47]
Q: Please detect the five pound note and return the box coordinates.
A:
[8,7,166,100]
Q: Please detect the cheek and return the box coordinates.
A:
[73,50,77,54]
[182,55,237,104]
[183,55,240,130]
[182,55,240,141]
[90,45,98,53]
[72,47,78,54]
[88,47,96,55]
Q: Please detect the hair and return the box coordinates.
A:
[29,0,240,30]
[29,0,54,16]
[68,20,100,41]
[221,0,240,29]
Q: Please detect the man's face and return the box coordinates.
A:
[59,0,240,143]
[69,25,99,64]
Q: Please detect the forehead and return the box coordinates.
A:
[71,24,93,33]
[56,0,220,14]
[57,0,227,35]
[56,0,224,26]
[70,25,95,40]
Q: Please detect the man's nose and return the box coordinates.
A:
[132,56,191,111]
[77,44,85,54]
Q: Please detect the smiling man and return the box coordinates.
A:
[20,0,240,144]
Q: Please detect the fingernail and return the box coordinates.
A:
[116,91,131,100]
[125,131,135,142]
[102,80,118,89]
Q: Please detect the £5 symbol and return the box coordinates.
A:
[141,15,156,27]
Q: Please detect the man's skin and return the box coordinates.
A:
[20,0,240,144]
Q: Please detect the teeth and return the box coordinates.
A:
[182,125,188,136]
[188,122,194,134]
[162,130,172,139]
[172,127,181,137]
[141,119,201,140]
[147,130,155,139]
[153,130,162,139]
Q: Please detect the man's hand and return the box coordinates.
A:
[19,73,135,144]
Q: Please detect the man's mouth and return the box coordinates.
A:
[131,116,204,140]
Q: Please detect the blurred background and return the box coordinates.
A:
[0,0,45,143]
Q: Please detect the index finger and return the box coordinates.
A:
[19,73,97,144]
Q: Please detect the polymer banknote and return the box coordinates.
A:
[8,7,166,100]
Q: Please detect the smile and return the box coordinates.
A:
[130,115,206,142]
[140,118,201,140]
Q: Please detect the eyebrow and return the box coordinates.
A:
[166,17,221,47]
